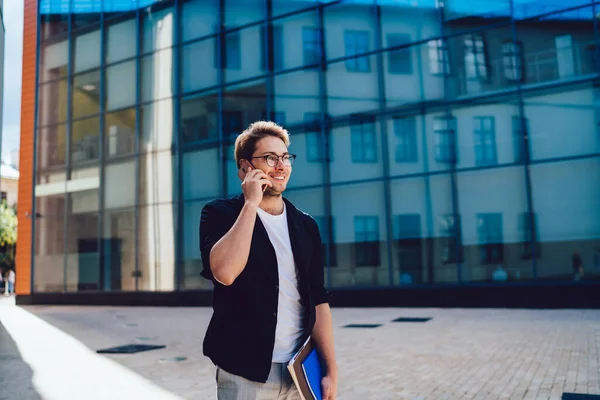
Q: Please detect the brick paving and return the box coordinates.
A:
[1,298,599,400]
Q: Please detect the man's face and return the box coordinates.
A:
[247,136,292,196]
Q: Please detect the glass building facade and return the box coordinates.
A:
[31,0,600,296]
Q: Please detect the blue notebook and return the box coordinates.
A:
[287,336,324,400]
[301,348,323,400]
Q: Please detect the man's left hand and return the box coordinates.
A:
[321,375,337,400]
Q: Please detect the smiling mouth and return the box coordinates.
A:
[272,176,286,181]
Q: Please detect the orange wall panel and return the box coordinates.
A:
[16,0,38,295]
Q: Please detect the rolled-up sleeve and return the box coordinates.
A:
[308,217,331,305]
[199,202,229,282]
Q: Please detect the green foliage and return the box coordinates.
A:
[0,201,17,247]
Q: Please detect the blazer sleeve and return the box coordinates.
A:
[199,201,231,282]
[307,217,331,305]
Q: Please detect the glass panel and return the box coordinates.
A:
[139,204,177,291]
[33,194,66,292]
[142,6,175,54]
[453,98,522,169]
[141,99,176,153]
[224,27,259,83]
[142,49,176,102]
[71,117,100,164]
[429,174,460,283]
[103,208,136,291]
[330,116,384,183]
[40,14,69,41]
[426,113,457,173]
[390,178,429,285]
[107,61,136,111]
[225,0,265,26]
[40,40,68,82]
[73,29,101,73]
[38,79,68,126]
[181,92,218,144]
[107,18,137,64]
[272,0,319,17]
[516,7,595,86]
[274,71,326,188]
[223,81,267,140]
[182,147,221,200]
[105,108,136,158]
[444,0,510,21]
[457,167,530,282]
[324,2,376,62]
[66,186,99,292]
[37,124,67,169]
[380,1,441,45]
[276,10,319,71]
[326,57,379,117]
[181,0,218,42]
[514,1,593,20]
[140,151,176,205]
[446,26,515,99]
[330,182,389,288]
[36,170,67,186]
[225,144,241,197]
[182,200,214,290]
[182,38,217,93]
[72,0,101,29]
[531,158,600,281]
[273,69,320,129]
[261,25,284,72]
[104,160,136,209]
[72,70,101,119]
[524,83,599,161]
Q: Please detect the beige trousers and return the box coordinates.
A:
[216,363,302,400]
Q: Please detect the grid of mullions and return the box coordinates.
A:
[33,0,600,290]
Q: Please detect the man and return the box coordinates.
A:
[199,121,337,400]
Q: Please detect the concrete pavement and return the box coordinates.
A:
[1,296,599,399]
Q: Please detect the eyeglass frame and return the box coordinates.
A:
[248,154,297,167]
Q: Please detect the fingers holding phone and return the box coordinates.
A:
[240,160,271,206]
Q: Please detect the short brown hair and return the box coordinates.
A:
[234,121,290,168]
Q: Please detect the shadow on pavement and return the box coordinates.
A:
[0,320,43,400]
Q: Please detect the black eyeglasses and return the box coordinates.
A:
[250,154,296,167]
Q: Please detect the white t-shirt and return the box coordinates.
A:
[256,204,305,363]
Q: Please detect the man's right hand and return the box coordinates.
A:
[239,162,272,206]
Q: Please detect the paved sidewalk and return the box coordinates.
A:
[1,297,599,400]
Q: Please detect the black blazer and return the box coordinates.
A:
[199,194,330,383]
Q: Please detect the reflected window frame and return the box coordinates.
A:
[476,213,504,265]
[473,116,497,167]
[302,26,323,68]
[304,112,332,162]
[354,215,380,267]
[215,28,241,70]
[433,116,457,163]
[464,34,488,81]
[502,40,524,82]
[428,39,450,76]
[440,214,463,264]
[518,212,541,260]
[387,33,413,75]
[344,30,371,73]
[393,116,418,163]
[394,214,423,283]
[350,114,378,163]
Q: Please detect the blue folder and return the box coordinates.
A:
[301,348,323,400]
